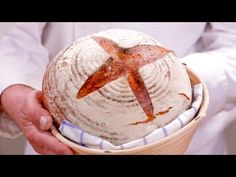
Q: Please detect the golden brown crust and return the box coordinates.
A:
[77,37,171,124]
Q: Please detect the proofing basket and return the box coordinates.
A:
[50,66,209,154]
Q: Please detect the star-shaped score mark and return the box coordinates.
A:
[77,36,171,125]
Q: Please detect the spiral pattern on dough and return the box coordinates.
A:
[42,29,192,145]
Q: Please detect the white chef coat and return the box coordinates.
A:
[0,22,236,154]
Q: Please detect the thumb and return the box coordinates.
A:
[26,90,53,131]
[39,115,53,131]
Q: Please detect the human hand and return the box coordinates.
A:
[0,85,74,155]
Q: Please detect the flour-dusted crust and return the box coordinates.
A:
[43,29,192,145]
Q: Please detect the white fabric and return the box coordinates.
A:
[0,109,21,138]
[0,22,235,154]
[59,84,203,150]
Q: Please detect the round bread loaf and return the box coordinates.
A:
[42,29,192,145]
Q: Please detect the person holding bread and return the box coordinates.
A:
[0,22,236,155]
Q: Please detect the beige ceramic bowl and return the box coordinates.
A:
[50,66,209,154]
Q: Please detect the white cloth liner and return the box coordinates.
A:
[59,84,203,150]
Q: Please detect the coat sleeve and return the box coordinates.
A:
[0,23,49,138]
[181,23,236,119]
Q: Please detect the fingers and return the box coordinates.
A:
[24,90,53,131]
[22,90,74,155]
[25,125,74,155]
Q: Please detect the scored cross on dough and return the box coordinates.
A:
[77,36,171,124]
